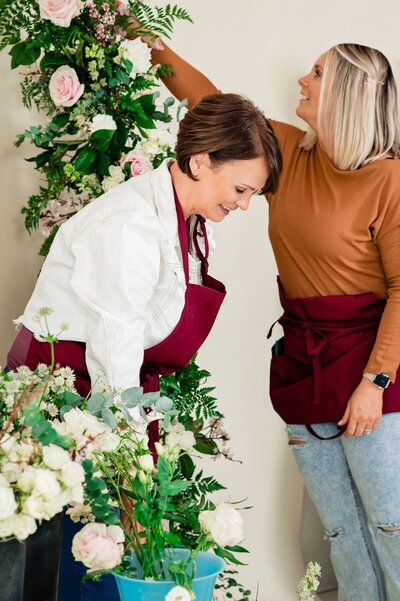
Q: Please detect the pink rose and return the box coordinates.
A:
[72,523,124,571]
[39,0,81,27]
[49,66,84,107]
[122,150,153,177]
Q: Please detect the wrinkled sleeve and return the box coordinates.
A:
[69,211,163,390]
[365,192,400,382]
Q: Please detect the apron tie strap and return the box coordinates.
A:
[303,323,327,406]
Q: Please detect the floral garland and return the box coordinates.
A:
[0,0,191,255]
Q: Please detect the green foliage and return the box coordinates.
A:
[0,0,191,256]
[128,2,193,39]
[0,0,40,51]
[161,355,223,421]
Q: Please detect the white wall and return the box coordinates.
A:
[2,1,400,599]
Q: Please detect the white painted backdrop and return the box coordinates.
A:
[1,1,400,599]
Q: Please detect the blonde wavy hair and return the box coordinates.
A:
[299,43,400,170]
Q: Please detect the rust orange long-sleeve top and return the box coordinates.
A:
[154,44,400,381]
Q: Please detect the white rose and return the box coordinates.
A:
[23,493,64,520]
[0,487,18,520]
[11,514,37,541]
[0,518,15,539]
[199,503,244,547]
[33,468,61,499]
[39,0,82,27]
[43,444,70,471]
[117,38,152,79]
[72,523,124,570]
[90,114,117,134]
[1,461,22,483]
[17,466,36,493]
[61,461,85,488]
[165,585,192,601]
[63,408,106,438]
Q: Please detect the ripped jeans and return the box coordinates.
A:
[287,413,400,601]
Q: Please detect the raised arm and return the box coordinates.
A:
[152,41,221,107]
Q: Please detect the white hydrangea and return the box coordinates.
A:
[90,114,117,134]
[140,128,175,157]
[102,165,125,192]
[116,38,152,79]
[165,420,196,454]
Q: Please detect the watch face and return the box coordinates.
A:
[374,373,390,388]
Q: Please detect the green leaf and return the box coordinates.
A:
[10,41,40,69]
[95,152,110,177]
[179,454,195,479]
[194,435,218,455]
[40,52,70,70]
[87,392,106,414]
[101,407,117,429]
[121,387,143,407]
[160,481,192,496]
[89,129,115,152]
[214,546,246,566]
[74,147,97,174]
[134,502,151,527]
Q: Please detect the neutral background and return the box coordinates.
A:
[2,1,400,599]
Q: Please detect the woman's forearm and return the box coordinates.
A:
[152,41,221,107]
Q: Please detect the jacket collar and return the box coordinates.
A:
[149,158,180,249]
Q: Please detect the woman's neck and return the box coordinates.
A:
[170,162,196,219]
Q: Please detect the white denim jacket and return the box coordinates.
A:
[17,160,215,390]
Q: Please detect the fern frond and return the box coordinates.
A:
[0,0,40,50]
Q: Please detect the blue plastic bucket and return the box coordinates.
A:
[114,549,225,601]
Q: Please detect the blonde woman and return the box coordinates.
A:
[153,42,400,600]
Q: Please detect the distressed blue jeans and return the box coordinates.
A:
[287,413,400,601]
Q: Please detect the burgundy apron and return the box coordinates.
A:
[268,278,400,439]
[7,189,226,442]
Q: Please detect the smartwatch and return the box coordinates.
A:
[363,372,391,389]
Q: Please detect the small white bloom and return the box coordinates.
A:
[17,466,36,493]
[0,487,18,520]
[0,517,15,539]
[33,468,61,499]
[138,454,154,472]
[5,380,21,394]
[90,114,117,134]
[101,165,125,192]
[61,461,85,488]
[43,444,70,471]
[165,585,192,601]
[11,514,37,541]
[1,462,22,483]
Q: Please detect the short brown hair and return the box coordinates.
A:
[175,93,282,194]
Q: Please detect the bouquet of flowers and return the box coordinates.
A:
[56,359,247,598]
[0,0,191,255]
[0,313,120,541]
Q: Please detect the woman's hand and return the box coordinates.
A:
[338,378,383,437]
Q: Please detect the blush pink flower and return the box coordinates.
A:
[72,523,124,571]
[122,150,153,177]
[38,0,81,27]
[49,66,84,107]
